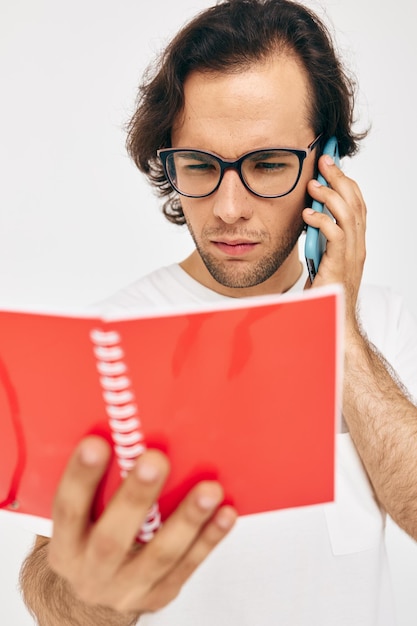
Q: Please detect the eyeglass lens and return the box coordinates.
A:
[165,150,301,197]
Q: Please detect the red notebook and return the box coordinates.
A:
[0,286,342,537]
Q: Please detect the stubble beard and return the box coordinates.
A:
[186,216,305,289]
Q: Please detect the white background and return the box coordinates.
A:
[1,0,416,623]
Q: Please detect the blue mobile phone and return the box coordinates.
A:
[304,136,340,282]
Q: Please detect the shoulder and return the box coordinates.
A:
[96,265,184,314]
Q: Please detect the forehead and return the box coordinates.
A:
[172,54,313,155]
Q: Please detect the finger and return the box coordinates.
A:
[124,481,226,592]
[302,208,346,282]
[313,156,366,222]
[143,505,238,613]
[307,180,366,262]
[85,450,169,575]
[303,208,345,255]
[50,436,112,565]
[310,166,366,254]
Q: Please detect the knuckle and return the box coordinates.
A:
[119,479,145,506]
[89,531,125,560]
[333,228,346,245]
[146,583,182,613]
[320,211,333,223]
[333,166,345,180]
[349,178,361,194]
[345,210,357,228]
[351,193,363,212]
[313,211,334,229]
[182,503,207,527]
[151,541,177,569]
[72,582,109,608]
[201,520,226,549]
[52,497,83,526]
[157,580,182,607]
[180,553,200,577]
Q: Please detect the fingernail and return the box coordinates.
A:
[304,208,315,215]
[197,493,221,511]
[136,457,161,483]
[311,180,321,188]
[215,509,237,530]
[79,438,103,466]
[324,155,334,166]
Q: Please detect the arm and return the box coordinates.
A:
[19,438,237,625]
[303,155,417,539]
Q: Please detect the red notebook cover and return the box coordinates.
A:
[0,286,342,535]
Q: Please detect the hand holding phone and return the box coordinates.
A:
[304,136,340,282]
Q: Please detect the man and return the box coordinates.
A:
[19,1,417,624]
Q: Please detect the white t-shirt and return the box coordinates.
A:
[99,262,417,626]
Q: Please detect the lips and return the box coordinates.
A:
[212,240,258,257]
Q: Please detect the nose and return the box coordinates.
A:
[212,169,253,224]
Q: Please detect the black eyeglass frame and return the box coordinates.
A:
[157,134,322,199]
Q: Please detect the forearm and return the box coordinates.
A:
[20,536,140,626]
[343,328,417,538]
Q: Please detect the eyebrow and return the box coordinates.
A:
[248,150,294,160]
[176,151,215,163]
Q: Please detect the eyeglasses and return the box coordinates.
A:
[157,135,322,199]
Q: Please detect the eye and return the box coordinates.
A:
[254,161,287,171]
[247,151,298,175]
[186,162,215,172]
[176,152,217,174]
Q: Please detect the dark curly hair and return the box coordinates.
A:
[126,0,366,225]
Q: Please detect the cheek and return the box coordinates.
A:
[180,198,212,229]
[264,189,309,228]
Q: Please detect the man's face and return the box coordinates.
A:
[172,54,317,297]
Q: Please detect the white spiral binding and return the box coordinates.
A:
[90,328,161,542]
